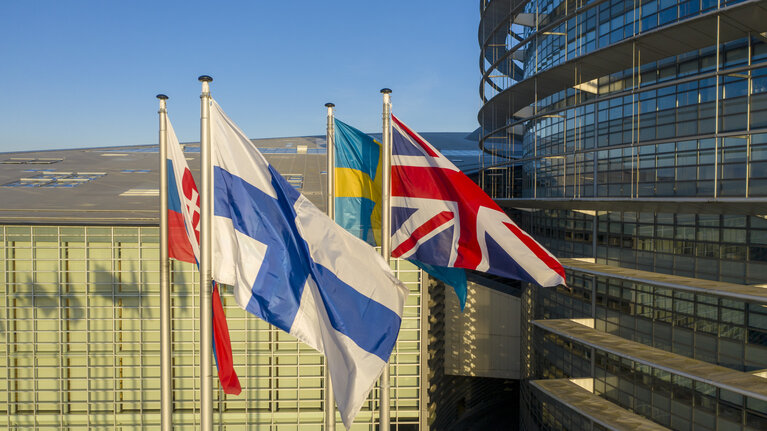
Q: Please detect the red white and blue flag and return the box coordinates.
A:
[390,115,566,289]
[166,117,242,395]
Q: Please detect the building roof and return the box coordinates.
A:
[0,132,474,225]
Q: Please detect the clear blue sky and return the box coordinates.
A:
[0,1,480,153]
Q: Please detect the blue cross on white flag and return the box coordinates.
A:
[209,100,408,429]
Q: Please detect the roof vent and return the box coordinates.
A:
[2,171,105,188]
[1,157,63,165]
[284,174,304,191]
[119,188,159,197]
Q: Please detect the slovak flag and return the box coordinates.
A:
[390,115,566,293]
[165,115,242,395]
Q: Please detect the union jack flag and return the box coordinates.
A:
[390,115,566,288]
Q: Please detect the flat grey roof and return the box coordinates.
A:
[0,132,474,225]
[533,319,767,403]
[530,379,668,431]
[0,137,326,225]
[560,258,767,303]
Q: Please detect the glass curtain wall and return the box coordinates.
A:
[481,0,767,429]
[0,225,425,430]
[521,271,767,430]
[508,209,767,285]
[480,0,767,200]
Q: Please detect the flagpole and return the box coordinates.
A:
[379,88,393,431]
[157,94,173,431]
[198,75,214,431]
[325,103,336,221]
[324,102,337,431]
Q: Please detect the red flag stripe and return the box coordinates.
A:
[392,211,455,258]
[504,222,567,282]
[212,284,242,395]
[168,210,195,263]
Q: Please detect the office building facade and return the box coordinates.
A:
[480,0,767,429]
[0,139,429,430]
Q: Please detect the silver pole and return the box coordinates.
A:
[198,75,214,431]
[379,88,393,431]
[325,103,336,221]
[324,102,337,431]
[157,94,173,431]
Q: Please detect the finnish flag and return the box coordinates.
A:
[209,100,408,428]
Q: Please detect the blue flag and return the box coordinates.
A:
[333,119,382,245]
[209,100,409,428]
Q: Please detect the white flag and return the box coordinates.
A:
[208,99,408,428]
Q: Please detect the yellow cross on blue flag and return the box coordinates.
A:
[333,119,382,246]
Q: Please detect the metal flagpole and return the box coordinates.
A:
[324,102,337,431]
[325,103,336,221]
[157,94,173,431]
[198,75,214,431]
[379,88,393,431]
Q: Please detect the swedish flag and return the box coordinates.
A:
[333,119,382,245]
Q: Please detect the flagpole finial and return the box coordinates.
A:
[325,102,335,108]
[156,94,169,100]
[198,75,213,82]
[380,88,392,94]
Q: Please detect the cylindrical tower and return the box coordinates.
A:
[479,0,767,428]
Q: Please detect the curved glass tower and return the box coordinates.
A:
[480,0,767,429]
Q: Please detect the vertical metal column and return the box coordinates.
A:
[635,45,642,197]
[534,78,538,199]
[593,211,599,261]
[198,75,214,431]
[746,33,753,198]
[379,88,393,431]
[563,115,568,197]
[418,268,429,431]
[157,94,173,431]
[324,102,336,431]
[631,41,637,198]
[714,16,721,199]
